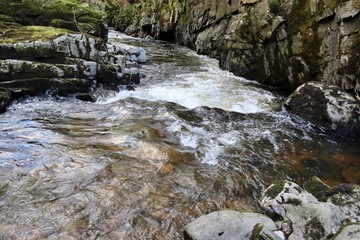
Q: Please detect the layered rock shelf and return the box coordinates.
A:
[0,28,146,113]
[0,0,149,113]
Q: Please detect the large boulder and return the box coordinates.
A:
[183,210,282,240]
[283,82,360,136]
[260,179,360,240]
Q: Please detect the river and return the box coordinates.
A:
[0,31,359,239]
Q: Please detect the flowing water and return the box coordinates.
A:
[0,31,359,239]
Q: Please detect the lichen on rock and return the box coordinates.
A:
[259,178,360,240]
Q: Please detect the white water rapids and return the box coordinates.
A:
[102,32,279,114]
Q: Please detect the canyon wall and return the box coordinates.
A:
[118,0,360,93]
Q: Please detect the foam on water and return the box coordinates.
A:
[99,36,281,114]
[100,72,278,114]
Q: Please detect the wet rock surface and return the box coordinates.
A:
[122,0,360,93]
[0,31,146,112]
[284,81,360,136]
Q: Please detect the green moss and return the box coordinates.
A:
[326,0,349,10]
[250,223,264,240]
[0,26,73,44]
[329,195,347,205]
[0,182,9,197]
[287,0,312,34]
[0,14,16,23]
[294,186,303,193]
[304,217,325,239]
[250,223,278,240]
[304,177,331,202]
[266,180,286,198]
[286,198,302,205]
[50,19,77,31]
[22,0,103,18]
[6,0,107,37]
[269,0,280,15]
[105,0,189,32]
[330,222,360,239]
[0,0,22,16]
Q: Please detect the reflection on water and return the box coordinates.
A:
[0,31,359,239]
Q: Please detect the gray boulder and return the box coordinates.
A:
[333,224,360,240]
[260,179,360,240]
[284,82,360,136]
[183,210,279,240]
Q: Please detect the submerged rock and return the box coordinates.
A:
[284,82,360,137]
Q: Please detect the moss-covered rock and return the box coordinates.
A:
[0,30,147,112]
[260,178,360,239]
[304,176,331,202]
[250,223,283,240]
[0,26,72,44]
[0,0,107,38]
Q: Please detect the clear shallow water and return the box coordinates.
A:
[0,31,359,239]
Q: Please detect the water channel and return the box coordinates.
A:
[0,31,359,239]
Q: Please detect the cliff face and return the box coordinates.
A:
[122,0,360,93]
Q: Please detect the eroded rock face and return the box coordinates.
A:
[127,0,360,93]
[283,82,360,136]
